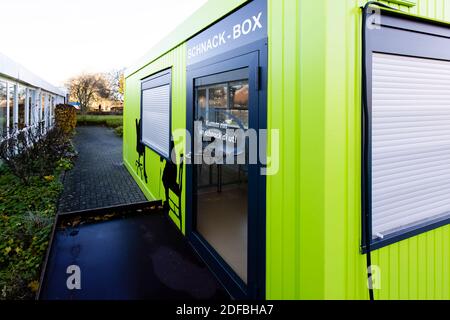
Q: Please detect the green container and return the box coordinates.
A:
[123,0,450,300]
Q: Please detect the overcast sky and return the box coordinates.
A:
[1,0,207,87]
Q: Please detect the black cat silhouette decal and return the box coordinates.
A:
[162,143,184,230]
[135,119,148,183]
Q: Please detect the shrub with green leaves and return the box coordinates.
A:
[0,126,76,185]
[0,212,54,300]
[114,126,123,137]
[77,115,123,129]
[0,170,62,216]
[0,125,75,299]
[0,166,64,300]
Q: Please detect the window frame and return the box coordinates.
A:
[17,85,26,130]
[0,80,7,139]
[27,88,36,127]
[6,82,17,136]
[0,76,63,138]
[140,68,173,160]
[362,9,450,252]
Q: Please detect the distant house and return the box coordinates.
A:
[88,98,123,113]
[68,102,81,110]
[110,104,124,113]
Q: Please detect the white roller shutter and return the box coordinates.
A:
[142,84,171,158]
[372,52,450,237]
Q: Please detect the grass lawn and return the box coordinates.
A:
[77,115,123,137]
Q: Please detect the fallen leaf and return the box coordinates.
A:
[44,176,55,182]
[28,281,39,293]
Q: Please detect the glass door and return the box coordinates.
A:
[186,51,264,299]
[194,69,250,284]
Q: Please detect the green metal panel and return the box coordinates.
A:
[123,44,187,232]
[124,0,251,234]
[123,0,450,300]
[266,0,326,300]
[264,0,450,300]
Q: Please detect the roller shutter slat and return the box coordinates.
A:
[373,181,450,209]
[373,176,450,204]
[374,152,450,169]
[142,84,171,158]
[371,53,450,236]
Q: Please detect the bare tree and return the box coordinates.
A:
[106,69,125,103]
[66,73,111,114]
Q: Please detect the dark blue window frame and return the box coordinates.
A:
[362,8,450,253]
[186,39,267,300]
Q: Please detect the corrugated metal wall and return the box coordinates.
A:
[123,44,187,232]
[123,0,251,235]
[124,0,450,300]
[266,0,325,300]
[266,0,450,300]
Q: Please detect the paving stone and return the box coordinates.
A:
[58,126,146,213]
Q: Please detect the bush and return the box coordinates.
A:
[0,171,62,216]
[106,119,122,129]
[0,126,77,185]
[0,167,63,300]
[0,127,74,299]
[55,104,77,135]
[0,120,76,299]
[77,115,122,128]
[0,213,54,300]
[114,126,123,137]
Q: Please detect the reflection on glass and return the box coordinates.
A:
[47,95,52,125]
[230,81,248,108]
[197,80,249,130]
[9,84,15,134]
[46,95,49,125]
[41,93,46,125]
[51,96,55,125]
[28,90,34,125]
[0,81,7,137]
[208,84,227,108]
[194,69,250,284]
[18,86,26,130]
[196,88,207,121]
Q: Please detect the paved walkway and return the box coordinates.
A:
[58,126,146,213]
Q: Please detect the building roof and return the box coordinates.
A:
[125,0,249,78]
[0,52,66,97]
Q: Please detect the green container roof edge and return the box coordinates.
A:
[389,0,417,7]
[124,0,450,79]
[124,0,249,78]
[378,2,450,26]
